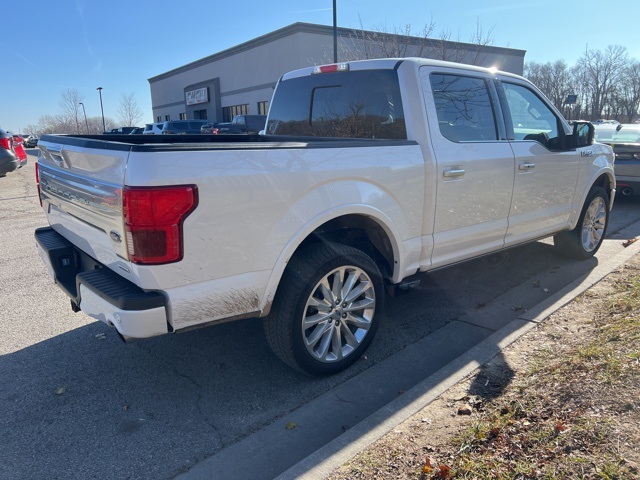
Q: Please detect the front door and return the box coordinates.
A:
[499,80,580,246]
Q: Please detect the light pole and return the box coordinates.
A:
[96,87,105,133]
[79,102,89,133]
[333,0,337,63]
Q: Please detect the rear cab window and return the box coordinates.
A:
[266,69,407,140]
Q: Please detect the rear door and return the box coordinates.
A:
[497,78,580,245]
[420,67,516,268]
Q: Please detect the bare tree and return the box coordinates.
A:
[335,18,437,62]
[466,17,495,66]
[617,61,640,123]
[35,113,116,135]
[59,89,85,134]
[525,60,573,114]
[575,45,629,120]
[116,93,143,127]
[332,18,496,69]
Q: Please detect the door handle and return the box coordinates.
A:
[443,168,465,179]
[518,163,536,172]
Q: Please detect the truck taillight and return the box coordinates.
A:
[123,185,198,264]
[35,162,42,208]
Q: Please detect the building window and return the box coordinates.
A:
[223,104,249,122]
[193,109,207,120]
[165,114,170,121]
[258,101,269,116]
[156,116,162,122]
[179,113,187,120]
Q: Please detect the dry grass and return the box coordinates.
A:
[328,258,640,480]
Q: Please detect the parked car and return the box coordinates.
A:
[160,120,210,134]
[129,127,144,134]
[11,135,27,168]
[22,134,38,148]
[200,122,231,134]
[594,123,640,196]
[104,127,138,134]
[201,116,267,135]
[0,129,19,177]
[142,123,164,135]
[230,114,266,133]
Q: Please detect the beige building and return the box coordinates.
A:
[148,22,526,124]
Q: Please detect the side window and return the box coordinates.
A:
[502,83,560,149]
[430,74,498,142]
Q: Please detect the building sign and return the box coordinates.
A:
[186,87,209,106]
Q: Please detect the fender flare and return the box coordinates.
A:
[259,205,409,314]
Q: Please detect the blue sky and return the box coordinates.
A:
[2,0,638,133]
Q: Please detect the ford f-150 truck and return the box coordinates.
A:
[34,58,615,375]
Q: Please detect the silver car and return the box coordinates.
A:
[594,123,640,196]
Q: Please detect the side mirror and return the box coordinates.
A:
[572,121,594,148]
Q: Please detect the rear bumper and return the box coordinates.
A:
[35,227,170,340]
[615,176,640,196]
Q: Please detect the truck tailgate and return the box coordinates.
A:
[37,138,129,269]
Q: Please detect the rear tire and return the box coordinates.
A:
[554,186,609,259]
[264,242,384,375]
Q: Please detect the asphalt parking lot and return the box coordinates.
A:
[2,152,640,479]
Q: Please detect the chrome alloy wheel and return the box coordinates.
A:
[581,196,607,252]
[302,265,376,363]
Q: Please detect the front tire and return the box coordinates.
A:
[264,242,384,375]
[554,186,609,259]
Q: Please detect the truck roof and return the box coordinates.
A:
[281,57,519,81]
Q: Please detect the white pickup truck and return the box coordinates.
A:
[35,58,615,375]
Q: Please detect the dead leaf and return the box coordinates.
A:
[622,238,638,248]
[436,464,452,478]
[285,422,297,430]
[422,457,434,474]
[422,457,433,474]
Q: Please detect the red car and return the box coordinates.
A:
[11,134,28,168]
[1,129,27,176]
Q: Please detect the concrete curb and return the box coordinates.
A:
[277,237,640,480]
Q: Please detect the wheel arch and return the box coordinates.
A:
[569,171,615,230]
[260,208,406,316]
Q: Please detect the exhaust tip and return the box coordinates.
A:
[622,187,633,196]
